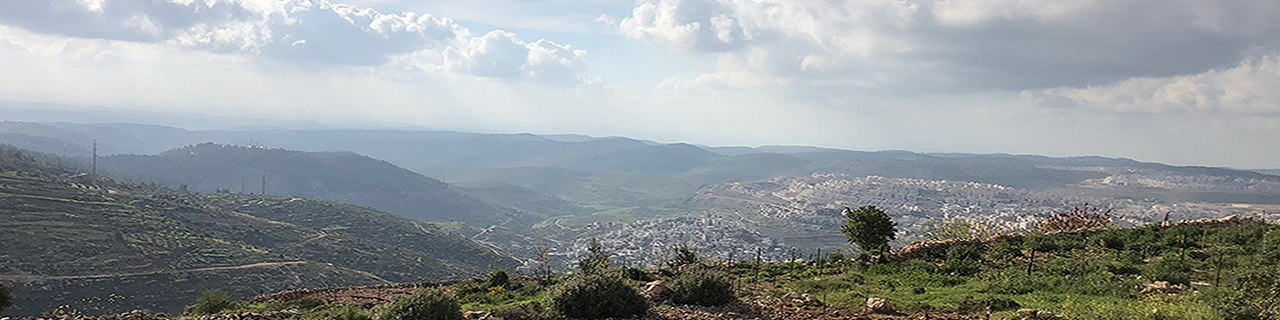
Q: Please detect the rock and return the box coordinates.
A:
[865,297,894,314]
[783,292,817,306]
[463,311,489,319]
[1142,281,1186,294]
[642,280,668,300]
[1017,308,1037,317]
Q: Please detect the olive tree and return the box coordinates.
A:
[840,206,897,254]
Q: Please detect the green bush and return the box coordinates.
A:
[546,274,648,319]
[670,244,701,268]
[957,297,1020,314]
[669,269,736,306]
[486,269,511,289]
[0,280,12,314]
[379,289,464,320]
[319,305,372,320]
[188,289,234,316]
[492,302,549,320]
[578,238,612,275]
[619,266,655,282]
[940,244,984,276]
[1144,258,1194,286]
[827,251,845,263]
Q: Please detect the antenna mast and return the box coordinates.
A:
[91,140,98,176]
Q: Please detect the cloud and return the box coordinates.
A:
[619,0,1280,93]
[0,0,590,84]
[1025,54,1280,115]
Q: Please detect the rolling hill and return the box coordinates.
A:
[96,143,531,226]
[0,144,519,316]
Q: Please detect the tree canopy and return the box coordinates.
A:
[840,205,897,253]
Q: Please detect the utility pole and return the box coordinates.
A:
[91,140,98,176]
[260,173,267,195]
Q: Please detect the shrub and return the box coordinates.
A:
[320,305,372,320]
[379,289,464,320]
[546,275,648,319]
[187,289,234,316]
[827,251,845,263]
[670,244,701,268]
[1034,205,1114,233]
[987,240,1024,261]
[578,238,612,275]
[940,244,984,276]
[0,281,12,314]
[957,297,1020,314]
[492,302,549,320]
[486,269,510,289]
[669,269,736,306]
[619,266,654,282]
[1144,258,1194,286]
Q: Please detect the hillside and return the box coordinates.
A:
[0,145,519,316]
[96,143,527,226]
[69,217,1280,320]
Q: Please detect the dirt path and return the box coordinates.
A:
[0,261,309,283]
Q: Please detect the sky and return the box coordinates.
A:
[1,0,1279,168]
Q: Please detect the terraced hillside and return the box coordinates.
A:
[0,145,519,316]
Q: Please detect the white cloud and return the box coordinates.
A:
[619,0,1280,93]
[1026,54,1280,115]
[0,0,591,84]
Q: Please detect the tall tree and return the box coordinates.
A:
[841,206,897,254]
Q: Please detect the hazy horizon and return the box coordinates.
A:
[2,101,1275,171]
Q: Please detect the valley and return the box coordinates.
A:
[2,121,1280,317]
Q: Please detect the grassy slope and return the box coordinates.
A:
[238,221,1277,320]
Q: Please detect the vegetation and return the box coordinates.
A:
[669,244,701,268]
[577,238,612,275]
[486,270,511,290]
[187,290,233,316]
[0,144,515,316]
[546,274,648,319]
[921,216,1009,241]
[97,143,525,226]
[841,205,897,254]
[668,269,736,306]
[0,281,12,314]
[379,289,464,320]
[87,218,1273,320]
[1034,205,1115,233]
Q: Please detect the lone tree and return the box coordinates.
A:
[841,206,897,254]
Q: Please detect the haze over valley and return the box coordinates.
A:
[3,114,1277,275]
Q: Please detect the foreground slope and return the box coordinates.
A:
[0,145,518,316]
